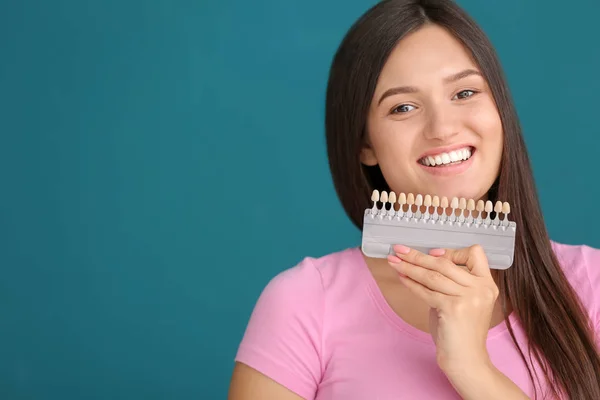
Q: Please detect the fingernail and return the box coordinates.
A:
[393,244,410,254]
[430,248,446,256]
[387,255,402,264]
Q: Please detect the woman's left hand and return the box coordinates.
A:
[387,244,499,374]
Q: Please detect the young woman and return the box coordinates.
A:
[228,0,600,399]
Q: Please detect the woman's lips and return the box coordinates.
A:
[418,148,476,176]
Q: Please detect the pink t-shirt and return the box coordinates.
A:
[234,241,600,399]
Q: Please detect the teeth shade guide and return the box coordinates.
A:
[368,190,513,228]
[362,189,518,270]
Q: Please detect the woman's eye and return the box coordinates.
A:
[392,104,415,114]
[454,90,476,100]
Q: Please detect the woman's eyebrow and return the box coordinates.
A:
[377,68,482,106]
[377,85,419,105]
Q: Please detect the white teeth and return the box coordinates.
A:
[420,147,472,167]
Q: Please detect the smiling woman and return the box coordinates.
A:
[360,26,503,199]
[228,1,600,399]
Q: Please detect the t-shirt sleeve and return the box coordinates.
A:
[234,257,324,399]
[583,245,600,336]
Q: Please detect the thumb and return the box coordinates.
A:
[431,245,491,278]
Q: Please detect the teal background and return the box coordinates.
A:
[1,0,598,399]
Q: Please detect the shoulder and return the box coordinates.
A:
[551,240,600,320]
[238,245,364,349]
[258,246,363,301]
[551,240,600,279]
[238,246,365,342]
[234,247,363,399]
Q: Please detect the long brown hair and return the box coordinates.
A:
[325,0,600,398]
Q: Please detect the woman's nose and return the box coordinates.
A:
[423,107,460,141]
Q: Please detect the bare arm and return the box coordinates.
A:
[444,362,530,400]
[228,362,307,400]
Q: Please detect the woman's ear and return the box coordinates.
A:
[360,144,378,166]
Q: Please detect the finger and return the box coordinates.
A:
[388,257,464,295]
[429,248,470,272]
[434,245,491,278]
[392,245,473,286]
[396,272,445,309]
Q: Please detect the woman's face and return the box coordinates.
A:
[361,24,503,202]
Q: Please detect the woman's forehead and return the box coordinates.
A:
[378,25,479,83]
